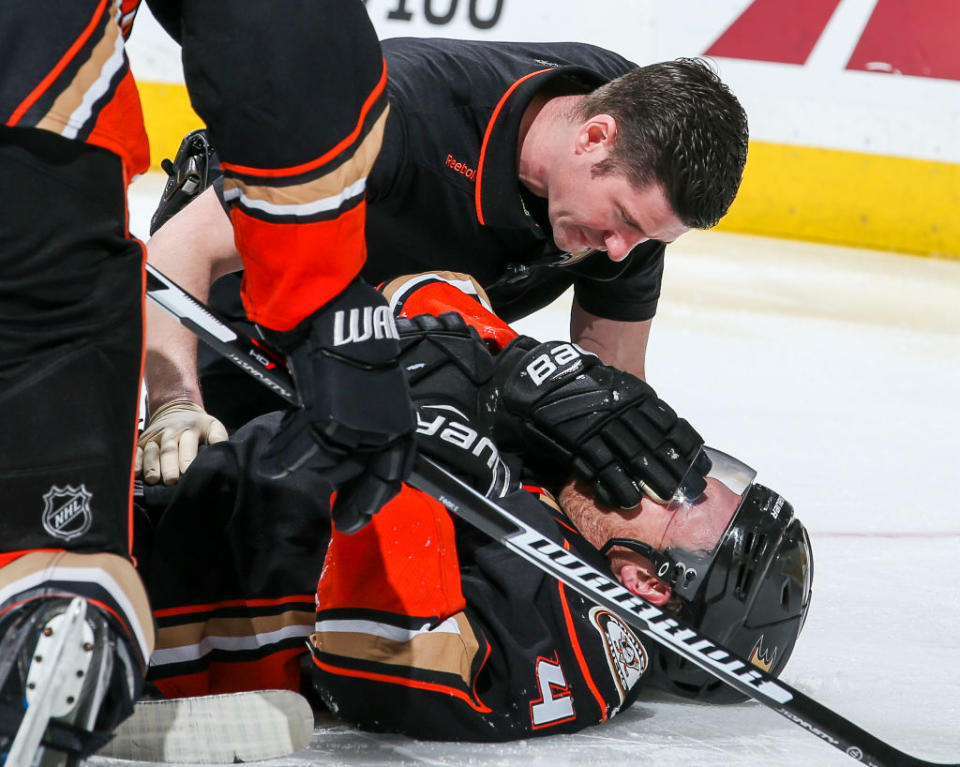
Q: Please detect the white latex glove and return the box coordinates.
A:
[136,400,228,485]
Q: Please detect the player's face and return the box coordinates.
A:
[547,118,690,262]
[558,475,738,605]
[654,477,741,554]
[560,476,739,563]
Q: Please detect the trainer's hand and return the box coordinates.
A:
[257,279,416,534]
[137,400,228,485]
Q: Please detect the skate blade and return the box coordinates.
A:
[5,598,94,767]
[97,690,314,763]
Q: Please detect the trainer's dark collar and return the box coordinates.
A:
[473,66,609,233]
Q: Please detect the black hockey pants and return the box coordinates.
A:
[0,126,143,557]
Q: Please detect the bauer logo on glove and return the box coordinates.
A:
[523,342,591,386]
[494,336,710,509]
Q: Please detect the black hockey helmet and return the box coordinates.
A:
[601,447,813,703]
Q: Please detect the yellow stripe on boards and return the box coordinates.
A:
[718,141,960,259]
[138,81,203,170]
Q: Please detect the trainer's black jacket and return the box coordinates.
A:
[364,37,666,323]
[208,37,666,327]
[198,37,668,428]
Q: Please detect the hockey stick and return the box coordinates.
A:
[412,456,957,767]
[145,263,298,405]
[143,265,959,767]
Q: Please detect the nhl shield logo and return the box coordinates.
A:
[41,485,93,541]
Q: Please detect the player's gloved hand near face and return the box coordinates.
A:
[396,313,515,499]
[494,337,710,508]
[257,278,417,533]
[137,400,229,485]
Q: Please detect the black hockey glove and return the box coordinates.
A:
[493,337,710,508]
[397,313,514,499]
[149,129,220,235]
[257,279,416,533]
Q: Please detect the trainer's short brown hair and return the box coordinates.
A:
[578,58,749,229]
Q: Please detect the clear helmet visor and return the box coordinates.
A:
[658,446,756,553]
[601,446,757,595]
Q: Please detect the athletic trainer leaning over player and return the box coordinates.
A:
[137,274,812,741]
[138,37,749,503]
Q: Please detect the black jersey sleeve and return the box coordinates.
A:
[309,485,651,741]
[571,240,666,322]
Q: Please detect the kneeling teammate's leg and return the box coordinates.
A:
[0,128,144,557]
[0,128,153,764]
[0,553,154,764]
[179,0,387,327]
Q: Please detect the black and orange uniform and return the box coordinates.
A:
[1,0,150,557]
[133,413,327,698]
[143,0,390,332]
[0,0,154,656]
[137,273,658,740]
[309,274,653,739]
[0,0,388,694]
[137,274,509,698]
[199,37,667,429]
[311,482,650,740]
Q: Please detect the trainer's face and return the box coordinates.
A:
[547,115,690,262]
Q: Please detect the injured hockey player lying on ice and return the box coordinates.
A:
[132,272,812,741]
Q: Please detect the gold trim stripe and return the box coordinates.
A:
[0,551,155,657]
[156,610,315,650]
[222,109,388,208]
[37,0,120,136]
[310,612,479,686]
[380,270,493,307]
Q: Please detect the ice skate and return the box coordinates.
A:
[0,593,140,767]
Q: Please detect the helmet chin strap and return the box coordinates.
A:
[599,537,701,593]
[597,496,692,590]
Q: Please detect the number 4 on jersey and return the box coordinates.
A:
[530,654,576,728]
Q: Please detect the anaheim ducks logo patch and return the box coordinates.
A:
[748,634,779,672]
[589,607,647,703]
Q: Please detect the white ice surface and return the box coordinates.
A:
[104,174,960,766]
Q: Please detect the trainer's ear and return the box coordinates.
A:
[617,561,672,606]
[575,114,617,155]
